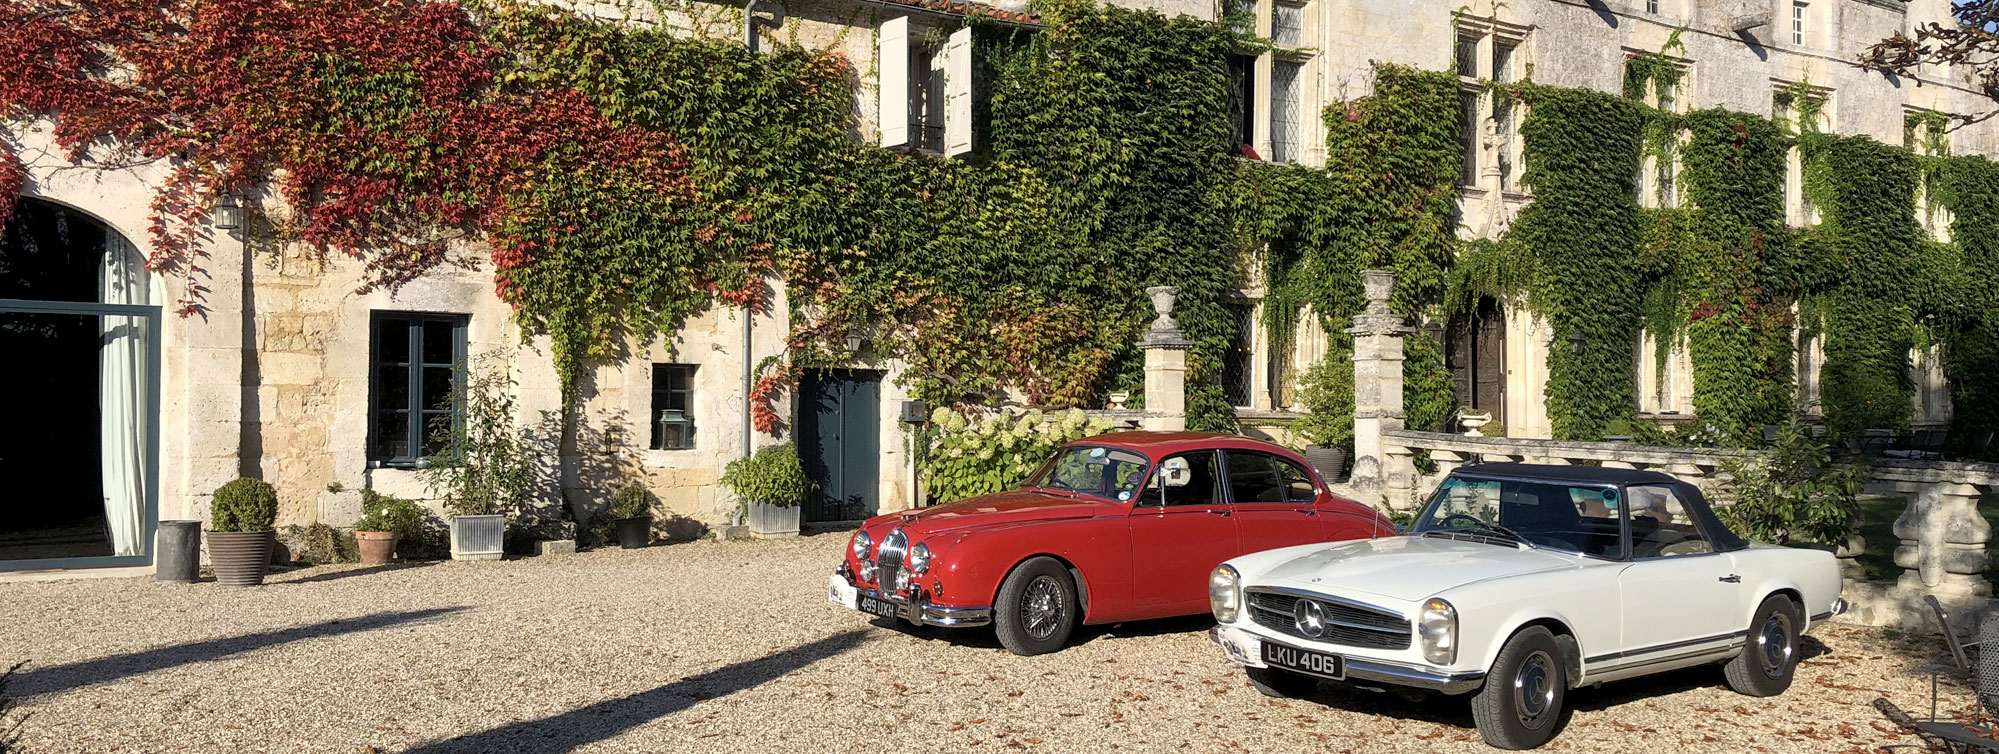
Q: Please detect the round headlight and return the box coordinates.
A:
[909,542,932,574]
[1417,598,1458,665]
[1209,565,1241,623]
[851,531,872,560]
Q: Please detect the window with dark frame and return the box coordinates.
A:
[370,313,468,465]
[651,364,696,450]
[1228,53,1257,154]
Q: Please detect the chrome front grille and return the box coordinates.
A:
[1246,590,1411,650]
[874,528,909,597]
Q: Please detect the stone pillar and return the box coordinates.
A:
[1140,286,1189,432]
[1894,481,1992,598]
[1346,271,1412,506]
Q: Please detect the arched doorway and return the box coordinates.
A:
[0,197,160,567]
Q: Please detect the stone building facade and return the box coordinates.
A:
[2,0,1993,573]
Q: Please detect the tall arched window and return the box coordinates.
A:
[0,197,159,567]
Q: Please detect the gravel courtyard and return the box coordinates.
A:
[0,533,1955,753]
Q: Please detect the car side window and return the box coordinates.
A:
[1139,451,1221,507]
[1627,485,1712,558]
[1276,457,1316,503]
[1224,450,1286,503]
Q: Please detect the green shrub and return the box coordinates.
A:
[610,484,657,520]
[1716,420,1866,546]
[721,444,815,508]
[353,491,428,538]
[418,355,555,517]
[920,408,1117,504]
[210,478,278,532]
[1290,354,1354,450]
[281,523,357,565]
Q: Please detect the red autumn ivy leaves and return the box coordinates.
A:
[0,0,690,315]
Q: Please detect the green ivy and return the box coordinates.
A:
[1510,83,1648,439]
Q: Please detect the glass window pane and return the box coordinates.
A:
[1270,61,1302,164]
[1277,458,1316,503]
[1226,0,1256,35]
[1456,37,1478,79]
[378,365,410,410]
[1225,451,1284,503]
[1628,485,1711,558]
[422,366,455,412]
[1271,2,1304,46]
[422,320,456,364]
[1492,42,1515,84]
[377,320,411,364]
[1460,91,1480,186]
[1156,452,1220,507]
[376,412,410,459]
[419,412,454,457]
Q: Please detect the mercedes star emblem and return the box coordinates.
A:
[1293,598,1326,639]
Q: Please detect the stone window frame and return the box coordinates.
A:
[1905,105,1954,242]
[1626,49,1694,210]
[1223,0,1320,165]
[1455,16,1532,197]
[1770,79,1833,228]
[650,363,697,451]
[366,311,469,467]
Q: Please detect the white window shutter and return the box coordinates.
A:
[878,16,909,148]
[944,27,974,158]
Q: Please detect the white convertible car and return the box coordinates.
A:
[1208,463,1846,750]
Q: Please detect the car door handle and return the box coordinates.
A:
[1719,574,1742,583]
[1293,508,1318,516]
[1208,508,1232,517]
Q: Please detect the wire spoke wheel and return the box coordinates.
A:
[1020,574,1066,641]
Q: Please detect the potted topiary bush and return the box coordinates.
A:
[609,484,657,549]
[353,490,426,566]
[721,444,815,538]
[208,477,279,587]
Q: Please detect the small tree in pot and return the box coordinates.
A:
[353,491,427,566]
[609,484,657,549]
[721,444,814,538]
[208,478,279,586]
[1291,354,1355,483]
[419,357,550,561]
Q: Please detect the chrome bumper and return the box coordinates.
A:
[1210,626,1486,696]
[1811,597,1849,625]
[838,566,991,628]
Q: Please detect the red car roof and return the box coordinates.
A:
[1073,431,1297,456]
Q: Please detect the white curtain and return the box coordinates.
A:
[98,233,149,556]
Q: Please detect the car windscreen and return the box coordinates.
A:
[1023,446,1151,502]
[1410,476,1625,558]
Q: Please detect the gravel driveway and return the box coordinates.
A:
[0,533,1951,752]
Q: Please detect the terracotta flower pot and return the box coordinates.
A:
[356,531,399,566]
[206,530,277,587]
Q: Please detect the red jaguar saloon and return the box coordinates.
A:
[828,432,1395,655]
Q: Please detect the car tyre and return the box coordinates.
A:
[1471,626,1569,750]
[1723,595,1801,697]
[993,556,1079,656]
[1245,666,1318,699]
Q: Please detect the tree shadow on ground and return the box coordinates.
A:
[398,629,873,754]
[272,561,440,586]
[11,607,466,699]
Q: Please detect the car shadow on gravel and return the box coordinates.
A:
[399,629,873,754]
[865,613,1218,652]
[10,607,467,699]
[273,561,440,586]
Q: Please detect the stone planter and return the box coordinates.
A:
[206,530,277,587]
[747,501,800,539]
[1303,445,1348,484]
[356,531,398,566]
[615,516,653,549]
[448,515,506,561]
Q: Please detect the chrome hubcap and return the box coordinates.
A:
[1757,612,1794,679]
[1513,650,1557,730]
[1020,575,1065,641]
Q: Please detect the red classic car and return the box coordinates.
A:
[827,431,1395,655]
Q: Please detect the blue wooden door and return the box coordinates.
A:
[800,370,881,523]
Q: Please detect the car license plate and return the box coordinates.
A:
[857,593,903,620]
[1262,640,1346,680]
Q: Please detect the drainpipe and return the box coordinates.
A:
[743,296,754,461]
